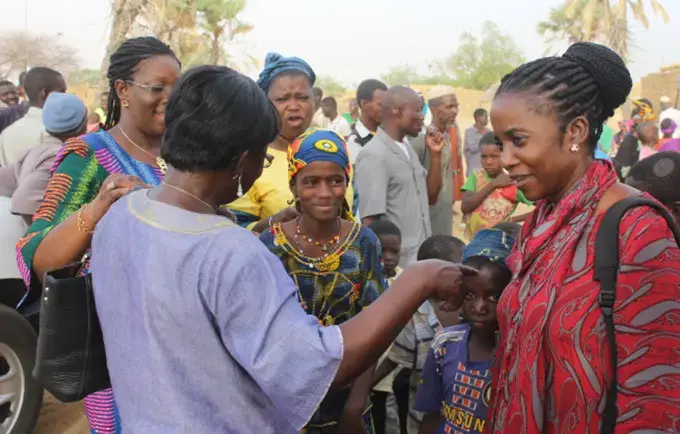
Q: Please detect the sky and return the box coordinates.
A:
[2,0,680,87]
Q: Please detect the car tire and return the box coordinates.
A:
[0,305,42,434]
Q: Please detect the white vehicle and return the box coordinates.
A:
[0,196,43,434]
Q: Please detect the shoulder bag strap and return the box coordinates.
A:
[594,196,680,434]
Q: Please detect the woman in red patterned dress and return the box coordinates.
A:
[487,42,680,433]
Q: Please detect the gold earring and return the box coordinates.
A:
[121,100,129,108]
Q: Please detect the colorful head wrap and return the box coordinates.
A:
[256,52,316,92]
[462,228,516,263]
[632,98,655,122]
[288,128,353,221]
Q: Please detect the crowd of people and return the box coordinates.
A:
[0,36,679,434]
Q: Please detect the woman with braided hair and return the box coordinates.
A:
[488,42,680,433]
[16,36,180,433]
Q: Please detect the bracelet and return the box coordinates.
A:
[268,216,274,227]
[77,208,95,235]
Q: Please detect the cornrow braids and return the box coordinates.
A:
[495,42,632,151]
[104,36,179,130]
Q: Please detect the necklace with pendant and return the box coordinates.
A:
[295,217,342,253]
[119,127,167,174]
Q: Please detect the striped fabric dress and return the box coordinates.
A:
[16,129,163,433]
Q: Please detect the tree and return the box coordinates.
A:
[68,69,103,87]
[0,31,79,79]
[380,64,423,86]
[538,1,601,53]
[560,0,670,59]
[102,0,150,78]
[435,21,525,91]
[197,0,253,66]
[315,75,348,98]
[128,0,254,68]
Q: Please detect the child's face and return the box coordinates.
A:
[379,234,401,278]
[480,143,503,177]
[461,267,504,333]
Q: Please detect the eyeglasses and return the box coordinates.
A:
[125,80,172,96]
[264,153,275,169]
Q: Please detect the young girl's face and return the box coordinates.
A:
[462,266,505,333]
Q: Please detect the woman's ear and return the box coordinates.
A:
[564,115,590,150]
[113,79,130,105]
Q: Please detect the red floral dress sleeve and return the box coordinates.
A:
[613,206,680,431]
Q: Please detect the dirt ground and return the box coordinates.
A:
[34,393,89,434]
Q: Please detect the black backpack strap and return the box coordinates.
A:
[350,124,373,147]
[594,196,680,434]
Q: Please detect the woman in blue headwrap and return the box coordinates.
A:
[228,53,354,232]
[260,128,386,433]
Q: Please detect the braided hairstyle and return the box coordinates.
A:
[495,42,632,151]
[104,36,178,130]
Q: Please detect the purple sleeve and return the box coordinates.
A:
[208,233,344,430]
[413,347,443,414]
[0,104,27,134]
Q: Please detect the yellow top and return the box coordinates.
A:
[228,148,355,229]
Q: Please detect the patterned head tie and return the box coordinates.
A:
[462,228,516,263]
[288,128,353,221]
[256,52,316,92]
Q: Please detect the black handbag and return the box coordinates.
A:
[34,256,111,402]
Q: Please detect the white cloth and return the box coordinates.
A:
[328,115,352,139]
[659,107,680,138]
[346,120,373,165]
[0,107,48,166]
[0,197,27,279]
[395,140,411,159]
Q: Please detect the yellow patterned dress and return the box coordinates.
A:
[259,221,387,432]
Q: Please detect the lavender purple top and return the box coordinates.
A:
[90,189,344,433]
[658,139,680,153]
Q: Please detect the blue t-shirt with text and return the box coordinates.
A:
[413,324,493,434]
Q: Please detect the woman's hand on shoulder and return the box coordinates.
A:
[83,174,149,226]
[400,260,478,310]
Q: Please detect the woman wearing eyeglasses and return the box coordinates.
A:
[228,53,355,233]
[15,36,180,434]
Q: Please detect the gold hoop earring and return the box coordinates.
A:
[121,100,129,108]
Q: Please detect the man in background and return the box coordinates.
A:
[659,95,680,139]
[412,86,460,236]
[17,71,27,103]
[347,79,388,163]
[311,86,329,128]
[0,81,19,107]
[355,86,437,266]
[0,92,87,224]
[343,98,360,126]
[0,67,67,165]
[321,96,352,139]
[463,108,490,177]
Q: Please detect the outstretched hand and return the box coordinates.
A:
[404,260,478,311]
